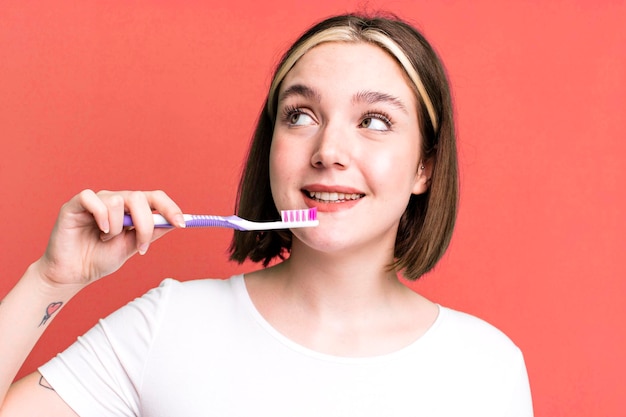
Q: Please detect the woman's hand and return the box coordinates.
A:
[0,189,184,412]
[34,189,185,289]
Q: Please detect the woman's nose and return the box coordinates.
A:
[310,123,351,169]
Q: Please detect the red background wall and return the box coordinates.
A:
[1,0,624,415]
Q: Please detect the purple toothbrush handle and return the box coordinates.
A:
[184,216,246,230]
[122,214,172,228]
[122,214,247,230]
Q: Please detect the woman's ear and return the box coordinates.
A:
[411,158,433,195]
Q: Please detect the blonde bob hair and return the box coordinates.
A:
[229,13,458,280]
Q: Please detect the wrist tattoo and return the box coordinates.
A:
[39,302,63,327]
[38,375,55,391]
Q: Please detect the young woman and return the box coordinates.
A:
[0,14,533,416]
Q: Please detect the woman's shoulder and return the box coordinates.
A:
[147,275,245,305]
[146,275,243,296]
[431,306,523,359]
[115,275,246,321]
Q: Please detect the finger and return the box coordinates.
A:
[123,191,156,255]
[144,190,186,228]
[69,189,110,233]
[99,192,126,241]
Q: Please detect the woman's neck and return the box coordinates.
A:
[244,246,437,357]
[283,239,402,305]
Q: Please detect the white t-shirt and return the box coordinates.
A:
[40,275,533,417]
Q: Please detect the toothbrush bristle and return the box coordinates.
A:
[281,207,317,222]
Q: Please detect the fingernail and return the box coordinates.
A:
[101,232,113,242]
[175,214,186,228]
[138,243,150,255]
[101,221,110,234]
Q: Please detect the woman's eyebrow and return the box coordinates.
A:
[352,90,409,114]
[278,84,321,103]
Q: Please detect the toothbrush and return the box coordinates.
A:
[122,208,318,231]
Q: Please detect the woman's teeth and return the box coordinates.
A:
[307,191,363,203]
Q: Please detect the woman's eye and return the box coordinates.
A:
[360,115,391,131]
[286,111,315,126]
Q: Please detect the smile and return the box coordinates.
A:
[307,191,364,203]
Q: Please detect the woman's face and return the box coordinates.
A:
[269,41,429,256]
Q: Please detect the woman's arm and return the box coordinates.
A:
[0,189,184,416]
[0,263,81,417]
